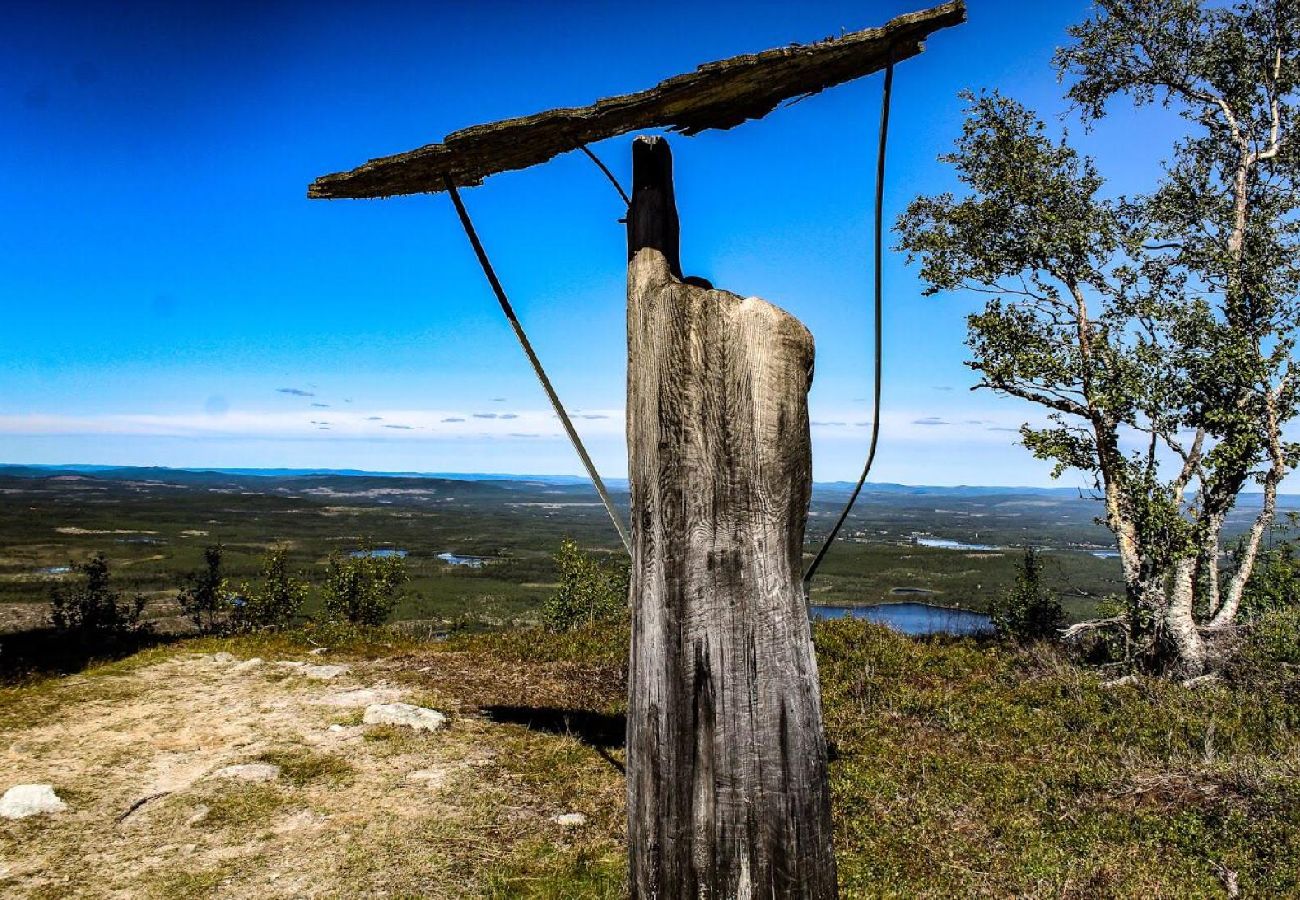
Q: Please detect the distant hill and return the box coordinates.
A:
[2,463,1294,505]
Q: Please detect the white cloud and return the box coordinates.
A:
[0,409,624,441]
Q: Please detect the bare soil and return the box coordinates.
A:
[0,644,625,898]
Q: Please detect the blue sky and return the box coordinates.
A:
[0,1,1188,485]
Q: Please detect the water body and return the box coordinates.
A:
[438,552,488,568]
[36,566,72,575]
[1089,550,1121,559]
[350,548,408,559]
[812,602,993,636]
[914,537,1001,552]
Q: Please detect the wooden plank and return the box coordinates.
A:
[625,135,836,897]
[308,1,965,199]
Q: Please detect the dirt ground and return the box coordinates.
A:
[0,644,626,898]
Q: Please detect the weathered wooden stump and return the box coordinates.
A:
[625,135,837,899]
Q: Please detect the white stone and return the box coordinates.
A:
[210,652,236,664]
[302,665,348,680]
[309,647,329,656]
[363,703,447,733]
[551,812,587,828]
[228,657,263,674]
[210,763,280,782]
[0,784,67,819]
[314,687,404,707]
[275,661,348,680]
[405,769,449,788]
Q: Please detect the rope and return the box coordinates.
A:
[803,61,894,586]
[443,177,633,552]
[577,144,630,207]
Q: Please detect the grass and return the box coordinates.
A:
[448,616,1300,897]
[256,747,355,786]
[814,620,1300,896]
[3,601,1297,895]
[198,783,294,829]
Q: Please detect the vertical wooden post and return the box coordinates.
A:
[625,135,837,899]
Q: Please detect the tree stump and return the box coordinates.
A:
[625,135,837,899]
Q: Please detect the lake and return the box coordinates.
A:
[812,602,994,636]
[349,548,408,558]
[913,537,1001,551]
[438,552,488,568]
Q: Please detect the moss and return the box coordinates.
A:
[146,866,235,899]
[256,747,354,787]
[198,783,292,829]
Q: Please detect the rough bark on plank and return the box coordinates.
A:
[625,135,836,898]
[308,1,965,199]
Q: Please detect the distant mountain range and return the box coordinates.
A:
[1,462,1291,502]
[0,462,1070,494]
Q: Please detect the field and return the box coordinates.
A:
[1,464,1293,636]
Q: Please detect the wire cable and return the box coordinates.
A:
[577,144,630,207]
[803,61,894,585]
[443,177,633,552]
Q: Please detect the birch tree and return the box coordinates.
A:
[898,0,1299,674]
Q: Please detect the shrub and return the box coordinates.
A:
[320,548,408,626]
[542,539,629,632]
[232,545,308,632]
[1239,516,1300,619]
[176,544,230,634]
[990,547,1064,643]
[1243,605,1300,667]
[49,553,148,641]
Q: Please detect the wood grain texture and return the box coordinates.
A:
[625,136,836,899]
[308,1,965,199]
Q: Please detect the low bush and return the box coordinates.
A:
[232,545,308,632]
[542,539,628,633]
[176,544,231,634]
[48,553,148,643]
[320,549,408,626]
[989,546,1064,642]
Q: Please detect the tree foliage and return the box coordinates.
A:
[176,544,230,634]
[991,548,1066,642]
[542,539,629,632]
[320,549,408,626]
[233,545,308,632]
[49,553,148,641]
[1239,513,1300,616]
[898,0,1300,674]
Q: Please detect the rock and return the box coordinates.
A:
[302,665,348,680]
[328,724,345,733]
[210,652,236,664]
[1182,672,1220,689]
[0,784,67,819]
[185,804,210,826]
[315,687,405,707]
[1102,674,1140,689]
[551,812,587,828]
[210,763,280,782]
[405,769,449,788]
[228,657,263,674]
[275,661,349,680]
[363,703,447,733]
[309,647,329,656]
